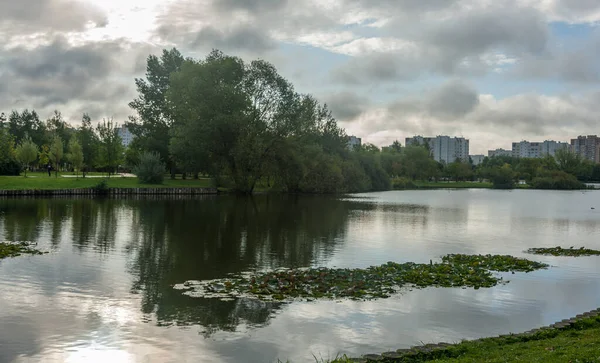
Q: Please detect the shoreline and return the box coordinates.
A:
[342,308,600,362]
[0,187,219,196]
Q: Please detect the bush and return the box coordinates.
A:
[92,179,109,195]
[134,152,166,184]
[531,171,585,190]
[392,177,417,190]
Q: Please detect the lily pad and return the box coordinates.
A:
[526,247,600,257]
[174,254,548,302]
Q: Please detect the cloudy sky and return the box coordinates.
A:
[2,0,600,154]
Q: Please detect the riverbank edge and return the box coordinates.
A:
[0,187,219,196]
[344,308,600,362]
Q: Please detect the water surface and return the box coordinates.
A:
[1,190,599,362]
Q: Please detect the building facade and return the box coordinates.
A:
[405,135,470,164]
[348,135,362,150]
[571,135,600,163]
[470,155,485,166]
[488,148,512,158]
[512,140,568,158]
[117,125,134,147]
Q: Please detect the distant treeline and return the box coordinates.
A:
[1,48,599,191]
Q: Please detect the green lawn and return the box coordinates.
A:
[0,173,212,190]
[329,315,600,363]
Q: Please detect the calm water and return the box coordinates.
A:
[1,190,600,363]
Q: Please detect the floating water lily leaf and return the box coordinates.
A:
[0,242,46,259]
[174,254,549,302]
[526,247,600,257]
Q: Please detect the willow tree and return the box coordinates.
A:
[166,50,346,193]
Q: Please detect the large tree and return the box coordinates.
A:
[128,48,184,177]
[167,50,347,193]
[96,118,124,177]
[8,109,47,146]
[15,136,38,177]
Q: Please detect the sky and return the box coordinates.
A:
[1,0,600,154]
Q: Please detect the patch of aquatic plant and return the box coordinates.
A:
[441,254,549,272]
[526,246,600,257]
[0,242,46,259]
[175,254,548,302]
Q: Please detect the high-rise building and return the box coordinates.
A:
[571,135,600,163]
[488,148,512,158]
[512,140,568,158]
[348,135,362,150]
[406,135,469,164]
[117,125,134,147]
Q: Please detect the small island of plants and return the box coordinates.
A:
[0,242,46,259]
[527,246,600,257]
[175,254,548,302]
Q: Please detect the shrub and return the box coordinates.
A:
[134,151,166,184]
[92,179,109,195]
[392,177,417,190]
[531,171,585,190]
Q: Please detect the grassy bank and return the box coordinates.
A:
[328,314,600,363]
[414,181,493,189]
[0,173,212,190]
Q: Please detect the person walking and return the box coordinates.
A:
[47,163,52,177]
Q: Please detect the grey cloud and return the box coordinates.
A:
[214,0,289,12]
[0,35,142,122]
[0,0,107,37]
[554,0,600,18]
[510,30,600,83]
[191,26,276,52]
[425,7,548,56]
[324,92,372,120]
[427,80,479,118]
[331,53,421,84]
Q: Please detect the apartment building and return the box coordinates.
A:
[512,140,568,158]
[405,135,470,164]
[117,125,135,147]
[571,135,600,163]
[470,155,485,166]
[348,135,362,150]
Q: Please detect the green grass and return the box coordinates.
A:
[0,173,212,190]
[329,315,600,363]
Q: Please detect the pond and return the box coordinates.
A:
[1,190,600,363]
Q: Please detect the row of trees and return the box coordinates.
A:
[0,114,124,178]
[2,47,599,192]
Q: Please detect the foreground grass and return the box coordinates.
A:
[0,174,212,190]
[329,315,600,363]
[0,242,46,259]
